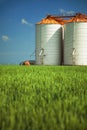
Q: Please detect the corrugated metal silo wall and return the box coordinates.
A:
[35,24,62,65]
[64,22,87,65]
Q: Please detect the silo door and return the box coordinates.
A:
[39,48,44,65]
[72,48,78,65]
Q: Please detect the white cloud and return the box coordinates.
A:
[59,9,75,16]
[21,18,33,26]
[2,35,9,42]
[21,18,28,25]
[60,9,66,15]
[66,11,75,15]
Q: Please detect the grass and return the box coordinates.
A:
[0,65,87,130]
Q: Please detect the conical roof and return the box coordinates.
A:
[37,13,87,25]
[66,13,87,23]
[37,15,64,25]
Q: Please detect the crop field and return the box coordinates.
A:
[0,65,87,130]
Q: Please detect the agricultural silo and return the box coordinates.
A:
[64,13,87,65]
[35,15,63,65]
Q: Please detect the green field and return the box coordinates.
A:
[0,65,87,130]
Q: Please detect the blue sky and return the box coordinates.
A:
[0,0,87,64]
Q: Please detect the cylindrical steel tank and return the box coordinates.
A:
[64,22,87,65]
[35,24,62,65]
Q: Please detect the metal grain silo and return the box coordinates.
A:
[35,24,62,65]
[64,22,87,65]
